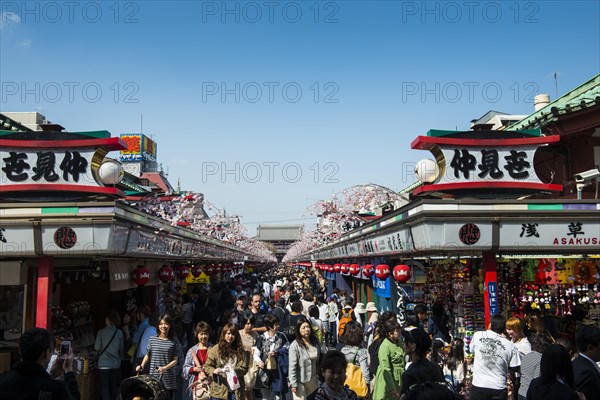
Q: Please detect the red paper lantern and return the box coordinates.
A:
[327,264,335,272]
[393,264,411,283]
[333,264,341,273]
[375,264,390,280]
[191,264,203,277]
[158,265,175,282]
[205,264,217,276]
[132,265,150,286]
[176,265,190,280]
[340,264,350,274]
[349,264,360,275]
[362,264,375,278]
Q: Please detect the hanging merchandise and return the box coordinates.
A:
[158,265,175,282]
[132,265,150,286]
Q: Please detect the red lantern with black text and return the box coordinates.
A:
[375,264,390,280]
[362,264,375,278]
[132,265,150,286]
[191,264,203,277]
[341,264,350,274]
[349,263,360,276]
[176,265,190,280]
[333,264,341,273]
[158,265,175,282]
[393,264,411,283]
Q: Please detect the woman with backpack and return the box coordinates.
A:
[340,321,370,398]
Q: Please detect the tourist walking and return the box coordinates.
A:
[204,322,249,400]
[94,310,124,400]
[289,317,321,399]
[339,320,371,398]
[518,333,552,400]
[572,324,600,400]
[400,328,444,396]
[182,322,212,400]
[506,317,532,358]
[372,318,405,400]
[256,314,288,400]
[526,344,580,400]
[469,315,521,400]
[136,314,181,399]
[307,350,358,400]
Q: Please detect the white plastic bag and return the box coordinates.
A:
[225,365,240,391]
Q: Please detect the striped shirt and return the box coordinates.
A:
[518,350,542,398]
[147,336,180,390]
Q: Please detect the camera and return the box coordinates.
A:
[573,168,600,182]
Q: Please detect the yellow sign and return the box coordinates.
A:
[186,272,210,284]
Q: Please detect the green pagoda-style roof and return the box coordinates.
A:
[509,74,600,130]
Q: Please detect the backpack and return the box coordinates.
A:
[338,308,353,337]
[344,349,369,398]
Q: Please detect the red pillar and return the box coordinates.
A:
[36,257,53,329]
[483,251,498,328]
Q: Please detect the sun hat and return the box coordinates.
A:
[366,302,377,312]
[354,303,367,314]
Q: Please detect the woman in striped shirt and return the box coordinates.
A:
[136,314,181,398]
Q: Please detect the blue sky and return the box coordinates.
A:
[1,1,599,234]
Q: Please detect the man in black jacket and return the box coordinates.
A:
[0,328,81,400]
[573,324,600,400]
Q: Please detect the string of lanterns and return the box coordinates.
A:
[131,263,246,286]
[295,262,413,283]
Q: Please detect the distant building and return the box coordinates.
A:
[256,224,304,262]
[470,110,529,131]
[1,111,65,132]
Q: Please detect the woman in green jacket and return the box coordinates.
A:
[204,323,249,400]
[372,318,405,400]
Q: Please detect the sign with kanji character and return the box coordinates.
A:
[499,220,600,250]
[119,134,157,162]
[411,130,563,197]
[0,131,126,200]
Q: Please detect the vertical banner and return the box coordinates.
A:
[483,252,498,327]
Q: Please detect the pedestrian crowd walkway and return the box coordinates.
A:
[1,265,599,400]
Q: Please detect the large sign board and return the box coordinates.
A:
[411,131,563,195]
[119,134,157,162]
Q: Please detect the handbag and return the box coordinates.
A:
[244,359,258,388]
[344,349,369,398]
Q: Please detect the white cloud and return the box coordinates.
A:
[17,39,32,47]
[0,12,21,28]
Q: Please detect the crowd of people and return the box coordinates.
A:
[1,265,600,400]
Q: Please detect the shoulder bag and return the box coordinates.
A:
[344,349,369,398]
[96,328,119,362]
